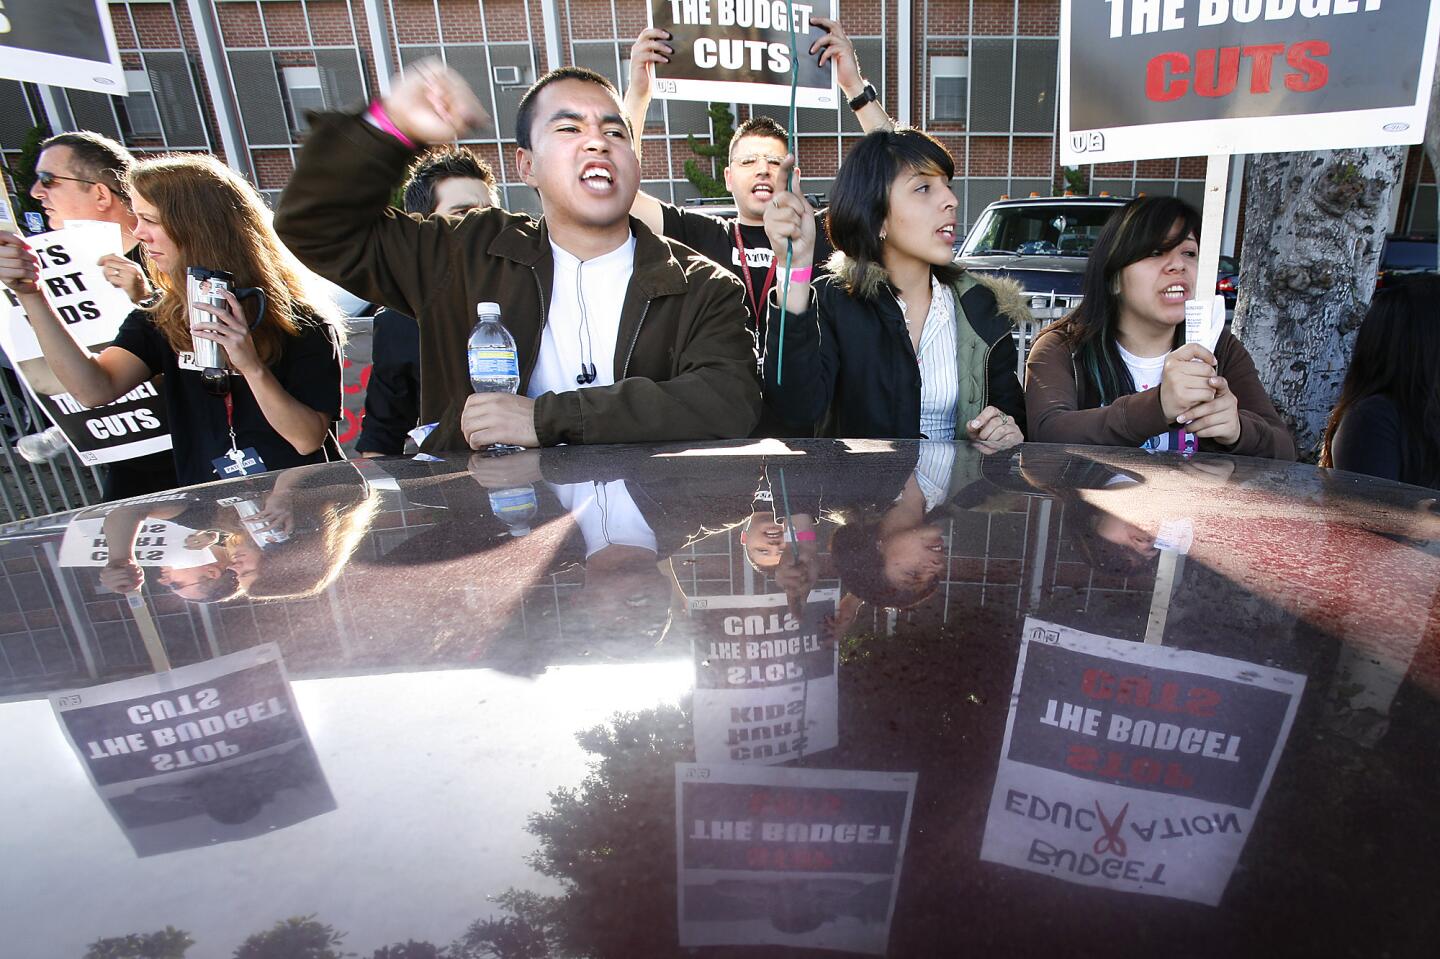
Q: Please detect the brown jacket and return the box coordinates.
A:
[275,112,760,451]
[1024,325,1296,460]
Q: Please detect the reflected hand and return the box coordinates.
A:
[0,232,41,296]
[100,559,144,594]
[462,393,539,449]
[184,529,222,550]
[249,496,294,536]
[467,448,543,488]
[1179,456,1236,485]
[98,253,149,304]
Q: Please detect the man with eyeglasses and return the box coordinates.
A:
[25,132,177,498]
[624,18,891,364]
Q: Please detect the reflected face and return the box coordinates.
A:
[743,513,786,570]
[881,165,959,268]
[230,539,263,589]
[156,562,224,601]
[430,176,495,217]
[882,524,945,593]
[31,146,101,228]
[725,134,787,223]
[130,193,179,270]
[517,79,639,232]
[1117,225,1198,333]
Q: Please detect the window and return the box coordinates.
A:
[931,57,968,123]
[120,70,163,139]
[282,66,324,135]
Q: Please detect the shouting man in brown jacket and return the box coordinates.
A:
[276,61,760,452]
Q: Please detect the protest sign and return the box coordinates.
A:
[58,499,217,570]
[690,589,838,689]
[649,0,837,109]
[693,676,838,765]
[979,618,1305,905]
[676,763,917,954]
[1060,0,1440,165]
[0,0,125,94]
[50,644,335,857]
[0,223,172,465]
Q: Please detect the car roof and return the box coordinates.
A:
[979,195,1133,209]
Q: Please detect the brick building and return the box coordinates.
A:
[1,0,1434,236]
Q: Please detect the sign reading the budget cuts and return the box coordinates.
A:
[1060,0,1440,165]
[649,0,836,109]
[0,0,126,94]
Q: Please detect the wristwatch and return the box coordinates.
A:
[848,83,878,112]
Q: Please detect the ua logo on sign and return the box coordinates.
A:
[1070,131,1106,154]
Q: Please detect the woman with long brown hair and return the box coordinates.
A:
[0,153,344,486]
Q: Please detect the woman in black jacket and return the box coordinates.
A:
[760,128,1028,441]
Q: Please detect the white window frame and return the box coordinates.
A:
[930,56,969,124]
[281,66,325,134]
[121,69,163,138]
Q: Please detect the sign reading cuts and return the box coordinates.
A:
[1060,0,1440,164]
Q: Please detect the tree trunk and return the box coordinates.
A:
[1234,147,1405,461]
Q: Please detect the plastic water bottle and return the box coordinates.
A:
[468,301,520,394]
[488,484,538,537]
[17,425,68,464]
[468,301,522,453]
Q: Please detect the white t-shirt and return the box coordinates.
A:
[548,480,658,559]
[1117,342,1174,452]
[526,235,636,399]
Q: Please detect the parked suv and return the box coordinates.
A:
[1377,233,1437,289]
[956,195,1129,322]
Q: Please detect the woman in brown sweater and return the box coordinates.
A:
[1024,196,1294,460]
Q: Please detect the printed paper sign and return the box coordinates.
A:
[676,763,917,954]
[649,0,838,109]
[50,644,335,856]
[0,0,126,94]
[979,618,1305,905]
[1060,0,1440,164]
[58,513,217,570]
[690,589,839,690]
[0,223,172,465]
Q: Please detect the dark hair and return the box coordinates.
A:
[1052,196,1202,406]
[514,67,628,151]
[40,131,134,201]
[402,146,499,215]
[825,128,958,293]
[729,115,789,160]
[1320,274,1440,485]
[831,517,937,610]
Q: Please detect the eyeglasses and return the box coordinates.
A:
[35,171,97,189]
[732,155,785,170]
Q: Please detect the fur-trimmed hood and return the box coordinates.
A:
[824,251,1031,327]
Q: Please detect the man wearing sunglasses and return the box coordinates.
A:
[623,18,891,361]
[26,131,177,498]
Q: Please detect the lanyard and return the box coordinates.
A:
[733,223,778,331]
[223,392,239,453]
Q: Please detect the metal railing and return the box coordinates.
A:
[0,367,105,524]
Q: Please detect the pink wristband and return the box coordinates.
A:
[367,101,416,149]
[788,266,813,284]
[793,530,817,542]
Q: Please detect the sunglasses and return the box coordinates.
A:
[35,171,97,189]
[732,154,785,169]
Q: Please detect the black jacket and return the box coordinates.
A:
[761,255,1029,439]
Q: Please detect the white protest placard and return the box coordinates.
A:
[675,763,917,954]
[649,0,838,109]
[0,222,172,465]
[979,618,1305,906]
[1060,0,1440,165]
[0,0,126,95]
[49,644,336,857]
[58,510,217,570]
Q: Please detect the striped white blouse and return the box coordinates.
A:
[897,276,959,441]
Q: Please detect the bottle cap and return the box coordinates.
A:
[477,301,501,317]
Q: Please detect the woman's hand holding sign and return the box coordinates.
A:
[762,155,816,314]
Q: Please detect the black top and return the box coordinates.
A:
[111,308,343,485]
[354,308,419,456]
[1332,394,1438,489]
[660,203,833,346]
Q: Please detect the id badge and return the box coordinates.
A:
[213,447,267,478]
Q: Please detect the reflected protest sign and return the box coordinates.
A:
[0,223,172,465]
[1060,0,1440,165]
[648,0,837,108]
[58,497,216,570]
[980,618,1305,906]
[676,763,917,954]
[50,644,335,857]
[0,0,125,94]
